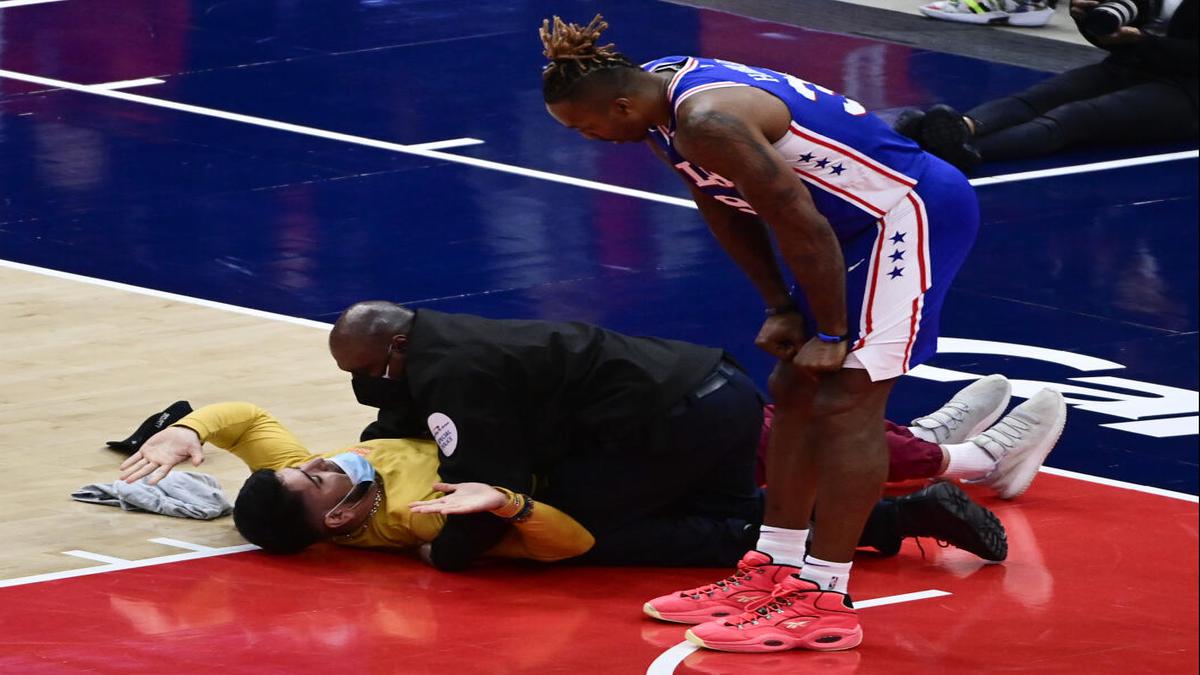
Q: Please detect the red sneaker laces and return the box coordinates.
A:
[726,583,804,626]
[682,560,758,598]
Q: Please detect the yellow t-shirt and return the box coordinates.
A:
[177,402,594,561]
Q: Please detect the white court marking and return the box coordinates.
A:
[62,550,130,565]
[968,151,1200,186]
[149,537,216,552]
[406,137,485,151]
[22,77,166,96]
[0,0,65,8]
[90,77,166,91]
[1039,466,1199,503]
[0,69,1195,211]
[645,589,952,674]
[0,69,695,208]
[0,543,260,589]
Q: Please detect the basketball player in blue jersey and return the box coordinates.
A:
[538,16,1046,654]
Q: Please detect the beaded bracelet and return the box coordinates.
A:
[490,487,524,519]
[508,495,535,523]
[490,487,534,522]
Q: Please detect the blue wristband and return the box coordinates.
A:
[816,331,850,343]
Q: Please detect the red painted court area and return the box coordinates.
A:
[3,474,1195,674]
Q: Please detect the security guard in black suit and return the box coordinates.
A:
[329,301,765,570]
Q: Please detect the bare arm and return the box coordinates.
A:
[645,137,791,307]
[119,402,315,484]
[409,482,595,562]
[671,89,848,371]
[686,182,793,310]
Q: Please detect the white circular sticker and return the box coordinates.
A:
[427,412,459,456]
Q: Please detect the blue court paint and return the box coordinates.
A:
[0,0,1195,492]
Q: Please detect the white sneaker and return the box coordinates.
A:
[969,388,1068,499]
[910,374,1012,444]
[1006,0,1056,26]
[919,0,1054,26]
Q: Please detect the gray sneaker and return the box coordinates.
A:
[910,374,1012,444]
[970,388,1068,499]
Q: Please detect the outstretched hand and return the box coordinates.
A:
[408,482,508,515]
[118,426,204,485]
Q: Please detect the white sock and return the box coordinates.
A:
[801,556,853,594]
[908,425,938,443]
[942,440,999,480]
[755,526,808,568]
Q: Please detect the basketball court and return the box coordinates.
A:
[1,1,1196,672]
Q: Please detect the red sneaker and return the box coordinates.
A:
[643,551,799,625]
[684,576,862,653]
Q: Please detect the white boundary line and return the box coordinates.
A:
[0,544,260,589]
[91,77,166,91]
[62,550,130,565]
[149,537,216,552]
[0,258,331,330]
[0,69,697,209]
[646,643,699,675]
[1038,466,1199,503]
[968,150,1199,186]
[646,589,951,674]
[407,137,485,151]
[2,69,1192,210]
[0,0,65,8]
[855,589,952,608]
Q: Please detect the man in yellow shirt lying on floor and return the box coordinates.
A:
[118,401,594,562]
[116,388,1023,571]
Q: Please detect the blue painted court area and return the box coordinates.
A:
[0,0,1196,493]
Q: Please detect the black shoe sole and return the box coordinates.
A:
[921,105,982,173]
[897,482,1008,561]
[921,105,969,152]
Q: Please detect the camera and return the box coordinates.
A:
[1080,0,1162,36]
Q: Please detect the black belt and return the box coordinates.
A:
[671,361,739,415]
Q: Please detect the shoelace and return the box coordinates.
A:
[973,413,1036,457]
[916,402,970,440]
[682,562,758,598]
[910,537,952,561]
[923,401,969,428]
[726,584,804,627]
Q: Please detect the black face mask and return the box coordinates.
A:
[352,375,414,410]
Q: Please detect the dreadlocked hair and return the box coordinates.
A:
[539,14,636,104]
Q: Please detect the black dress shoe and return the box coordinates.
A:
[893,109,927,143]
[106,400,193,455]
[894,481,1008,562]
[921,104,982,173]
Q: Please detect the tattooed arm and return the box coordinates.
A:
[671,88,848,372]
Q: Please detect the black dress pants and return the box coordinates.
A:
[539,362,766,567]
[967,57,1198,161]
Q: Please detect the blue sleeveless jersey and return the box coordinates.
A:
[643,56,931,238]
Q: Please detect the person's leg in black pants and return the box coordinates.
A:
[912,61,1132,169]
[965,60,1130,137]
[973,76,1200,160]
[541,363,766,565]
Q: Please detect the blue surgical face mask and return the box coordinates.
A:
[328,452,377,486]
